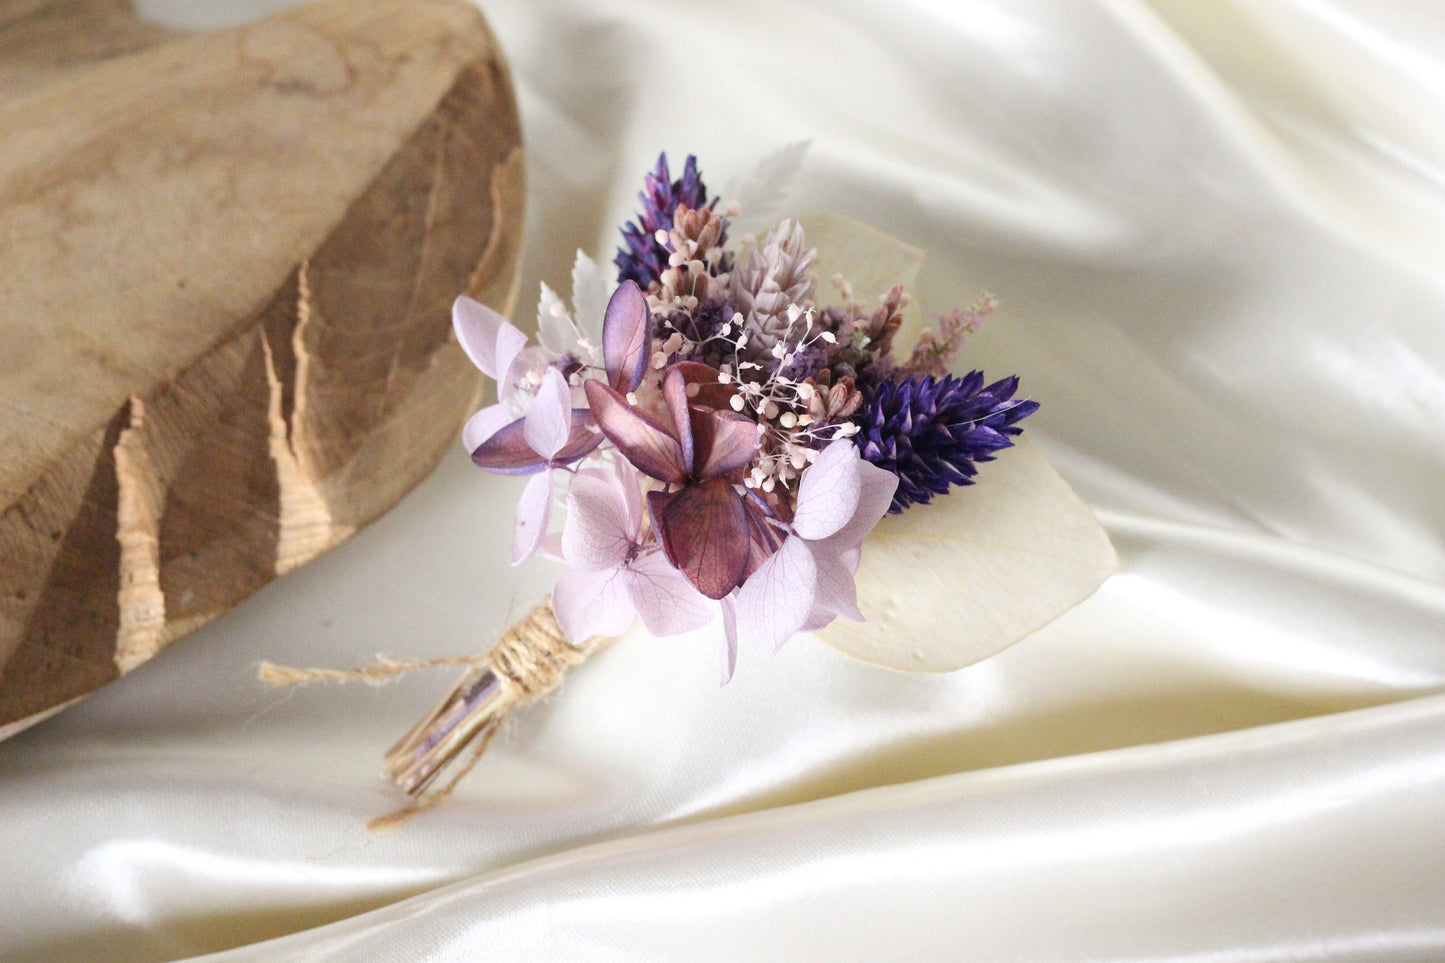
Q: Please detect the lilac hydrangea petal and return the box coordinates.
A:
[792,439,863,541]
[536,531,566,564]
[656,477,750,600]
[691,409,761,480]
[524,367,573,460]
[553,412,606,466]
[584,380,687,483]
[511,470,555,566]
[798,604,839,635]
[719,595,739,686]
[808,541,863,622]
[602,280,651,392]
[552,568,637,644]
[461,404,513,454]
[561,472,635,572]
[574,462,645,538]
[621,552,715,637]
[614,460,646,537]
[815,457,899,554]
[736,535,817,653]
[453,295,527,381]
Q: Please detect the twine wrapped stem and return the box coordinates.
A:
[259,596,606,827]
[381,598,604,798]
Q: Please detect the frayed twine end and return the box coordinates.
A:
[257,654,486,689]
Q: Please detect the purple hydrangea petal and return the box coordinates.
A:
[690,408,761,481]
[654,477,750,600]
[584,380,688,484]
[602,280,651,392]
[472,411,601,475]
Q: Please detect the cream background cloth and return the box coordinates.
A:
[4,0,1445,959]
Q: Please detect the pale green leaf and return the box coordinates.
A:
[803,213,1117,672]
[816,437,1117,672]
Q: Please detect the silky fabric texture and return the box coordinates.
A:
[3,0,1444,959]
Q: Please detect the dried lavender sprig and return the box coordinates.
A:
[853,372,1039,512]
[615,153,724,288]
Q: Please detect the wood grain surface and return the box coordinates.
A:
[0,0,525,735]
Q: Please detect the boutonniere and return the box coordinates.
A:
[265,150,1115,824]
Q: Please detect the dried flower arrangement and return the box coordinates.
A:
[264,150,1115,820]
[458,153,1038,671]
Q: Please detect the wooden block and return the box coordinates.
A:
[0,0,526,736]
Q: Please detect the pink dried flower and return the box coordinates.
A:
[584,367,760,599]
[551,463,714,644]
[901,295,997,378]
[734,439,897,652]
[452,296,602,564]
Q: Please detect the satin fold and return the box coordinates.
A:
[4,0,1444,959]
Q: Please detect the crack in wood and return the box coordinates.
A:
[263,261,353,575]
[112,395,168,673]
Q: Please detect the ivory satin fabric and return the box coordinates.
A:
[5,0,1445,959]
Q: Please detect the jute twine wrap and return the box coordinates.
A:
[258,597,607,830]
[487,599,587,703]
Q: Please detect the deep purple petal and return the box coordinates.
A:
[470,417,547,475]
[646,489,678,566]
[472,411,600,475]
[691,409,761,480]
[655,477,750,600]
[668,360,739,412]
[602,280,651,392]
[662,366,695,473]
[584,380,687,483]
[741,495,782,580]
[461,404,513,454]
[552,412,606,466]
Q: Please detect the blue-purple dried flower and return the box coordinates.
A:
[853,372,1039,512]
[615,153,723,288]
